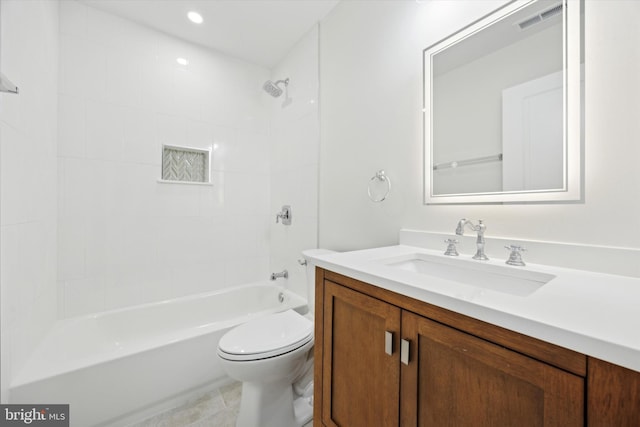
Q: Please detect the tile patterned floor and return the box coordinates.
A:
[129,382,313,427]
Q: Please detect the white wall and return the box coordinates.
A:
[269,26,320,299]
[57,1,272,317]
[0,0,59,402]
[319,0,640,256]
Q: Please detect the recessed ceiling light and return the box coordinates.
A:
[176,57,189,66]
[187,11,203,24]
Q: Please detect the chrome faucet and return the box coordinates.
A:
[455,219,489,261]
[270,270,288,281]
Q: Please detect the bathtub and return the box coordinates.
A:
[10,282,307,427]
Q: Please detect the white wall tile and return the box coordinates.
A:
[63,276,106,318]
[58,94,86,158]
[228,215,271,258]
[58,216,85,282]
[59,0,87,38]
[0,126,33,226]
[225,256,270,286]
[103,269,173,311]
[155,113,188,147]
[85,100,124,161]
[108,216,159,277]
[225,171,270,215]
[2,203,57,392]
[59,157,91,217]
[209,126,238,172]
[59,35,107,99]
[84,216,110,279]
[206,214,233,258]
[112,163,157,217]
[139,58,174,115]
[167,259,228,297]
[122,107,158,165]
[304,165,320,214]
[173,67,203,119]
[86,5,123,48]
[198,172,227,217]
[233,130,270,174]
[185,119,215,151]
[56,3,274,315]
[154,216,216,266]
[0,138,56,225]
[1,0,59,396]
[153,183,201,217]
[287,113,319,169]
[105,47,142,108]
[269,26,320,301]
[2,225,39,311]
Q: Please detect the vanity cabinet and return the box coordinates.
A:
[401,311,583,426]
[320,279,401,426]
[314,268,640,427]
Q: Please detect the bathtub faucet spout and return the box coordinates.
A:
[270,270,288,281]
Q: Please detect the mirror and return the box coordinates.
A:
[423,0,583,204]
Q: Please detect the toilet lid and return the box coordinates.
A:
[218,309,313,361]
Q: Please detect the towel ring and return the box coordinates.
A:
[368,170,391,202]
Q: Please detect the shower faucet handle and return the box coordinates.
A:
[275,205,292,225]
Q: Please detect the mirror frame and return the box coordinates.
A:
[423,0,583,204]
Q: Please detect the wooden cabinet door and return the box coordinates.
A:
[322,280,402,427]
[587,357,640,426]
[401,311,584,427]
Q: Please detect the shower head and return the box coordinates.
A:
[263,78,289,97]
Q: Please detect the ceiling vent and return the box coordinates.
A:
[517,3,563,31]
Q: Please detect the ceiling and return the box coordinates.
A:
[82,0,340,68]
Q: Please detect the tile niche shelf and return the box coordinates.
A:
[158,144,212,186]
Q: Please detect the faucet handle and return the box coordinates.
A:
[276,205,292,225]
[505,245,526,266]
[444,239,459,256]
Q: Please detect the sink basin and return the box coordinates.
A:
[379,253,555,297]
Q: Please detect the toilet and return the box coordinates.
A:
[217,249,334,427]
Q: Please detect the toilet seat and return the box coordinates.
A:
[217,309,313,361]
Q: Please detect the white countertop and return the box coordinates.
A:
[309,245,640,373]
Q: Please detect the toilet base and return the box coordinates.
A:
[236,380,312,427]
[293,394,313,426]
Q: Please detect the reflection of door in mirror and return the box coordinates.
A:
[502,70,563,192]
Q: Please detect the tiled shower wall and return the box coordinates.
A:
[57,1,273,317]
[269,27,320,300]
[1,0,59,401]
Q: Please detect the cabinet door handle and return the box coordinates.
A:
[385,331,393,355]
[401,339,410,365]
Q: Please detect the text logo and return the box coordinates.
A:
[0,405,68,426]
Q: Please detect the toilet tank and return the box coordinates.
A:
[302,249,336,315]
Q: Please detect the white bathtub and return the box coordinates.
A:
[10,283,307,427]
